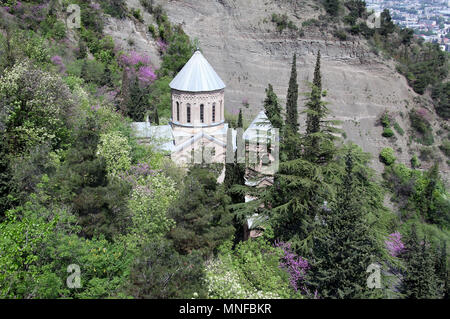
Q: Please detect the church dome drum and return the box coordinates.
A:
[170,50,226,127]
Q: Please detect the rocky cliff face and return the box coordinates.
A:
[105,0,449,179]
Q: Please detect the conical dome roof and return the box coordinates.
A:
[169,50,226,92]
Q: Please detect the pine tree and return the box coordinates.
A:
[267,157,327,251]
[434,240,448,299]
[421,163,442,224]
[306,150,378,298]
[304,51,339,164]
[402,224,439,299]
[127,238,206,298]
[285,54,299,132]
[169,168,235,258]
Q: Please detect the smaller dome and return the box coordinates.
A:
[169,50,226,92]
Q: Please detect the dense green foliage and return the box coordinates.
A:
[168,168,235,258]
[0,0,447,300]
[307,151,379,298]
[320,1,448,119]
[285,54,299,133]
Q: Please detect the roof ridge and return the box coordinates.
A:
[169,51,226,92]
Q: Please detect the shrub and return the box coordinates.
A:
[302,19,320,28]
[79,59,105,85]
[131,8,143,22]
[419,147,434,161]
[411,155,420,169]
[99,0,127,19]
[204,239,294,299]
[409,110,434,145]
[385,232,405,257]
[432,82,450,120]
[323,0,340,16]
[334,30,348,41]
[271,13,297,32]
[148,24,157,38]
[393,122,405,136]
[439,139,450,157]
[140,0,154,13]
[97,131,132,176]
[0,62,75,153]
[379,147,396,165]
[382,127,394,138]
[380,112,391,127]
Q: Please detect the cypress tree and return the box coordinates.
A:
[224,112,246,243]
[421,163,442,224]
[224,110,245,204]
[306,150,378,298]
[153,105,160,125]
[263,84,283,129]
[285,54,299,132]
[305,51,323,140]
[313,51,322,91]
[237,108,243,129]
[304,50,339,164]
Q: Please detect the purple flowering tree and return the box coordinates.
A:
[156,39,168,54]
[50,55,66,74]
[274,241,309,293]
[119,51,156,87]
[120,51,151,68]
[138,66,157,84]
[385,231,405,257]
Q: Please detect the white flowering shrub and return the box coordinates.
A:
[205,257,282,299]
[96,131,132,176]
[0,61,75,152]
[127,173,178,239]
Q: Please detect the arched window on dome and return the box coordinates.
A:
[212,103,216,122]
[176,102,180,122]
[187,104,191,123]
[200,104,204,123]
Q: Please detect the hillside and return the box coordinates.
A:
[0,0,448,300]
[99,0,449,181]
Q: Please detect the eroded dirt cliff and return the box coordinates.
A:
[105,0,449,180]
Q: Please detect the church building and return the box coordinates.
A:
[131,50,277,185]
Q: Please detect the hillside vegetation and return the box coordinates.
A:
[0,0,448,299]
